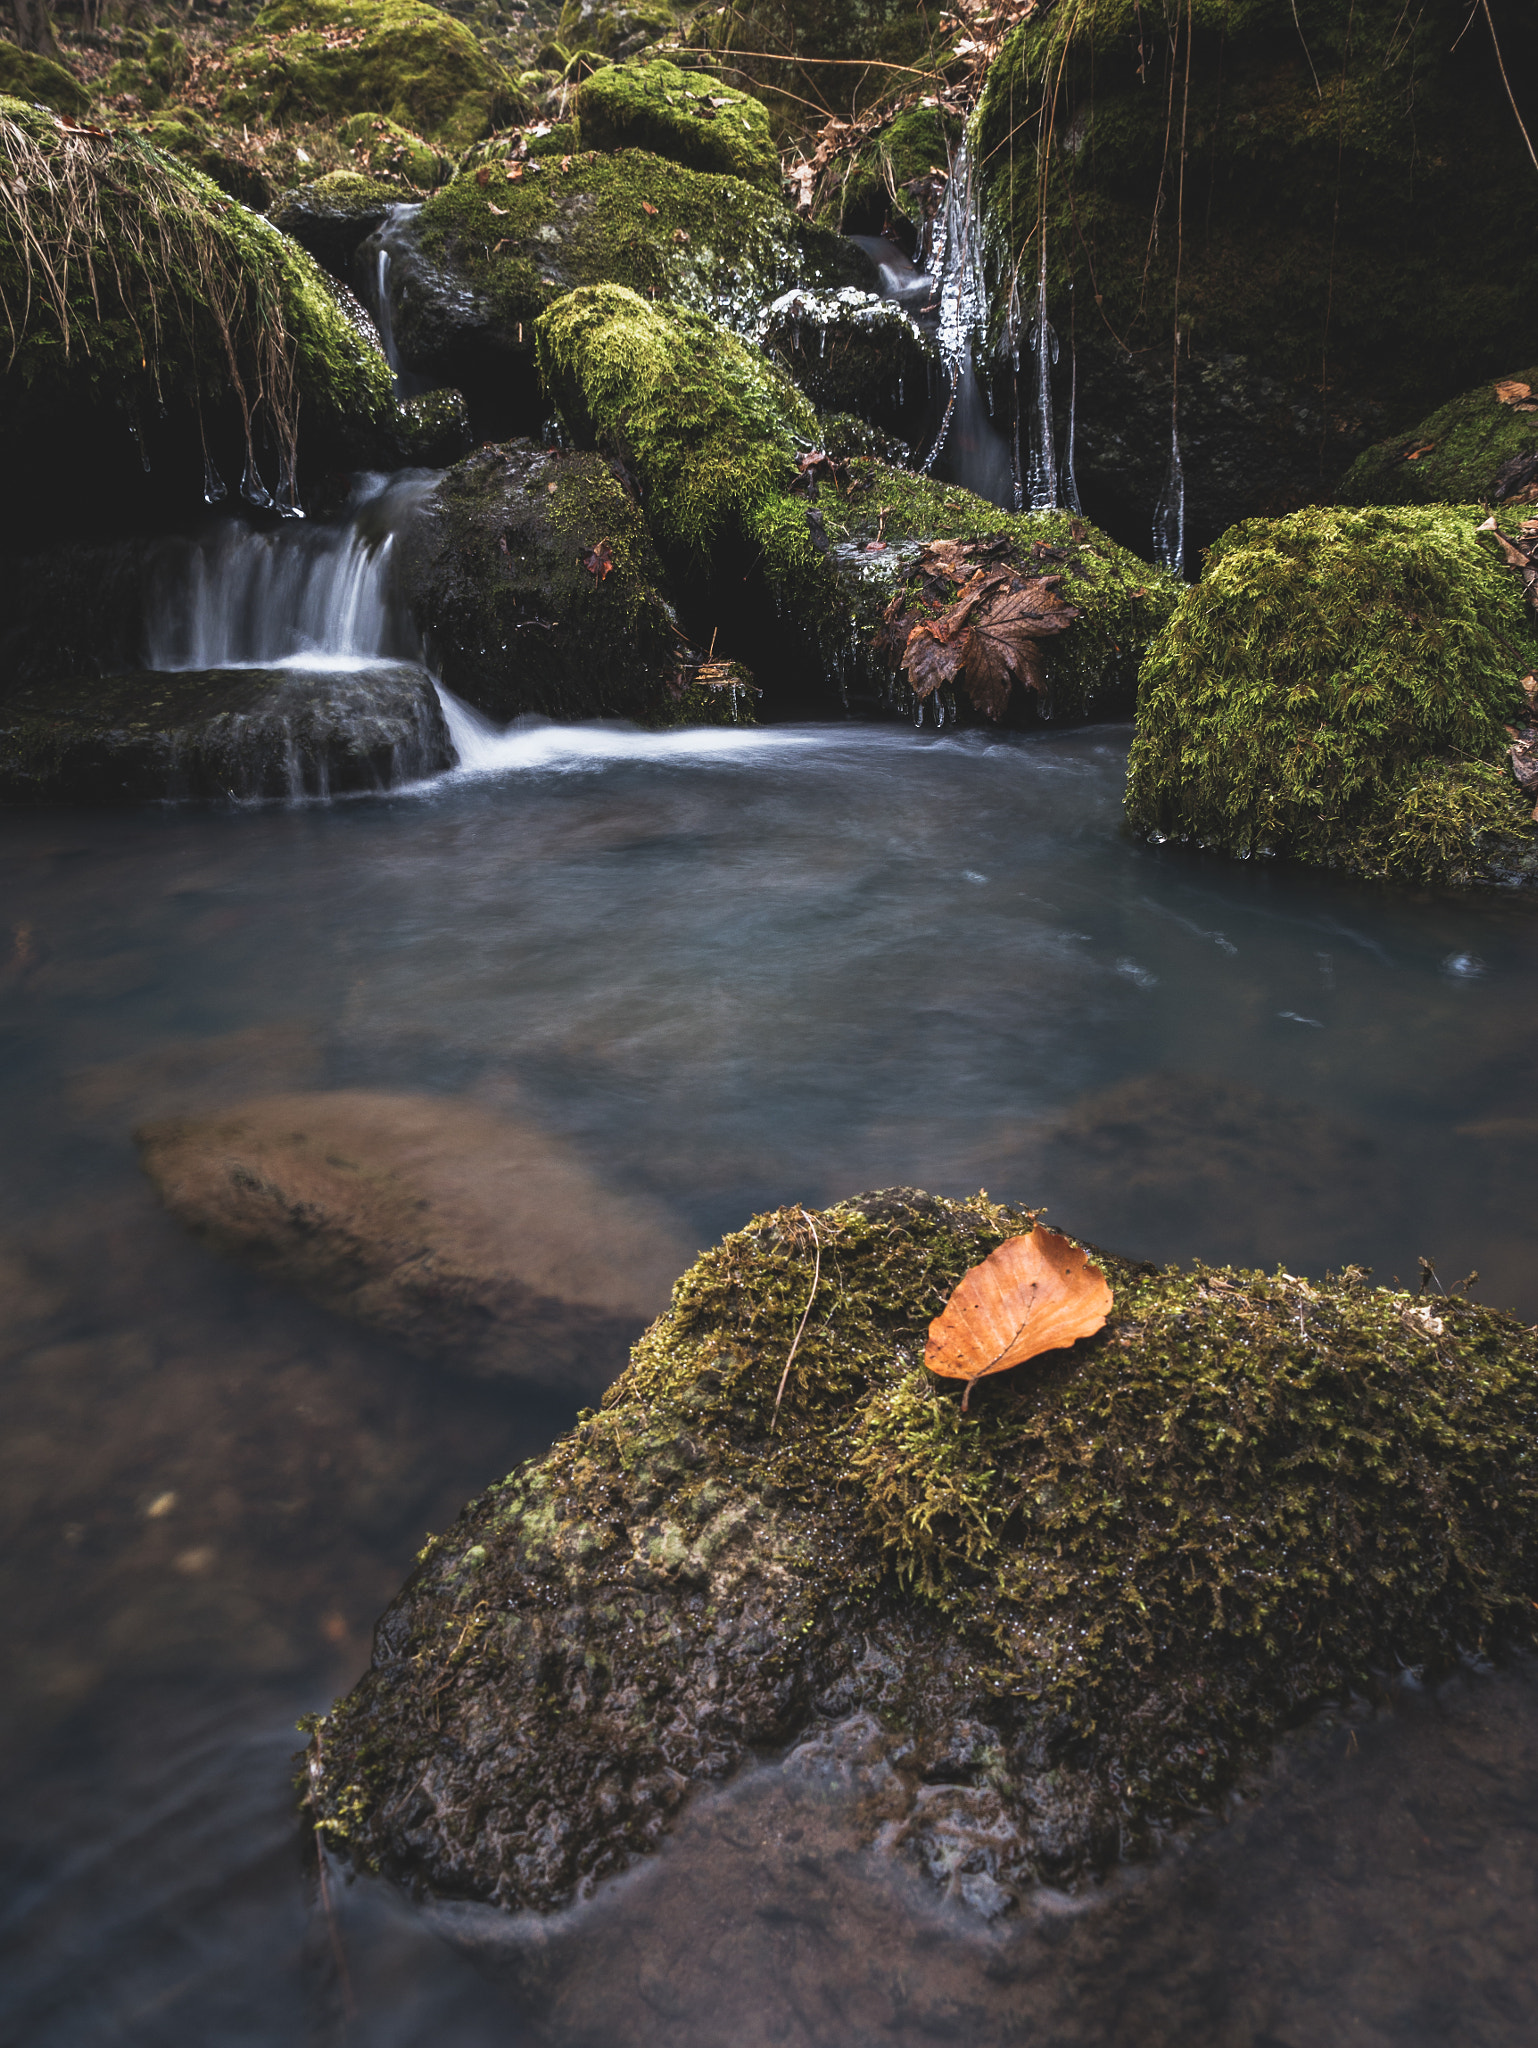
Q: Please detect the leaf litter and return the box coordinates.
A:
[925,1224,1113,1409]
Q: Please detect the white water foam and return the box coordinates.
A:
[435,692,827,777]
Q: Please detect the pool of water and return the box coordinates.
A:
[3,719,1537,2045]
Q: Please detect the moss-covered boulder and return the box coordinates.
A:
[1341,370,1538,511]
[576,57,779,190]
[1126,505,1538,886]
[125,107,273,211]
[270,171,408,273]
[375,148,865,430]
[396,438,724,724]
[104,27,191,110]
[760,286,935,439]
[0,41,90,117]
[218,0,523,153]
[820,102,960,241]
[974,1,1538,552]
[0,664,451,804]
[558,0,678,62]
[338,111,452,187]
[304,1189,1538,1913]
[0,98,399,544]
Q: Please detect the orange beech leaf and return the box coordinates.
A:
[925,1227,1112,1409]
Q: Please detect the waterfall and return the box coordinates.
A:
[358,204,431,401]
[919,143,1014,508]
[144,472,438,672]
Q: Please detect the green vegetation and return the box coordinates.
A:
[130,107,273,210]
[0,97,397,488]
[218,0,523,151]
[105,27,191,109]
[1342,370,1538,508]
[823,103,959,234]
[1126,505,1538,884]
[577,57,779,189]
[0,42,89,117]
[304,1189,1538,1910]
[337,111,450,185]
[974,1,1538,440]
[557,0,677,60]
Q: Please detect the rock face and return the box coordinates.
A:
[974,0,1538,552]
[304,1189,1538,1916]
[396,440,705,725]
[0,664,451,803]
[1125,504,1538,886]
[137,1091,694,1389]
[1340,367,1538,510]
[270,173,410,274]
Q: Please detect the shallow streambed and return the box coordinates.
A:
[2,721,1536,2044]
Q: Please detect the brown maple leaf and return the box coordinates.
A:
[925,1226,1113,1410]
[962,575,1080,718]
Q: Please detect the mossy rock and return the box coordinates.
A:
[760,285,935,438]
[822,102,961,239]
[131,108,272,211]
[0,97,399,543]
[576,56,778,190]
[105,27,191,111]
[457,119,579,174]
[270,171,408,273]
[384,150,861,430]
[1126,504,1538,886]
[218,0,525,152]
[304,1188,1538,1914]
[0,663,452,804]
[396,386,474,465]
[558,0,677,59]
[338,111,452,187]
[1340,370,1538,510]
[974,0,1538,552]
[395,440,720,726]
[0,42,89,117]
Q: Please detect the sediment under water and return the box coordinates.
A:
[2,722,1536,2044]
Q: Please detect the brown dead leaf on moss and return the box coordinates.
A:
[578,538,615,580]
[925,1225,1112,1409]
[897,565,1079,721]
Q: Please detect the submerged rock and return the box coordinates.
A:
[304,1189,1538,1915]
[1125,504,1538,885]
[0,664,450,804]
[396,440,730,726]
[137,1091,694,1389]
[1340,367,1538,510]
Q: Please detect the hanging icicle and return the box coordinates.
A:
[1152,416,1185,575]
[1024,237,1059,511]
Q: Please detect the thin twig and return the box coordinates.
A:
[771,1210,822,1430]
[1481,0,1538,173]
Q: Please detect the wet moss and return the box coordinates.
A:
[338,111,452,187]
[576,57,779,190]
[218,0,524,152]
[822,103,960,237]
[129,107,273,211]
[305,1189,1538,1913]
[1125,504,1538,885]
[1341,370,1538,510]
[0,42,90,117]
[558,0,678,59]
[415,146,858,349]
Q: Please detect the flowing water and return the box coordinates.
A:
[3,709,1538,2044]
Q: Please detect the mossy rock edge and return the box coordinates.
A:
[305,1189,1538,1914]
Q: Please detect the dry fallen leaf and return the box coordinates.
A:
[925,1226,1112,1409]
[1495,379,1534,405]
[641,200,659,216]
[579,538,615,580]
[475,165,491,188]
[487,202,508,214]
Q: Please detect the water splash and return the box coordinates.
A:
[358,205,432,400]
[433,697,822,778]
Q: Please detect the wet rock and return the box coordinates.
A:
[366,151,866,434]
[136,1090,694,1389]
[1126,504,1538,885]
[396,440,714,725]
[270,172,410,275]
[305,1188,1538,1916]
[0,664,451,804]
[396,387,475,466]
[760,286,936,442]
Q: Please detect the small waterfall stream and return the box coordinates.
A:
[917,143,1015,509]
[358,204,432,401]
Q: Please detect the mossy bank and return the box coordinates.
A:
[1127,505,1538,886]
[304,1189,1538,1914]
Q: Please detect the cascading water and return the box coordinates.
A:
[918,144,1014,509]
[359,204,431,401]
[1021,238,1060,512]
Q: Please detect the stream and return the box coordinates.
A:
[3,486,1538,2043]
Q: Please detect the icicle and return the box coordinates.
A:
[1152,414,1186,576]
[240,456,273,510]
[202,456,228,505]
[1024,238,1058,511]
[274,449,305,521]
[1063,289,1083,515]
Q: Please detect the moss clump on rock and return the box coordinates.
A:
[0,98,398,527]
[397,437,724,725]
[576,57,778,190]
[129,108,272,211]
[304,1188,1538,1914]
[558,0,677,61]
[973,0,1538,546]
[1126,505,1538,885]
[823,103,960,237]
[0,42,90,117]
[1341,371,1538,510]
[218,0,523,152]
[338,111,452,187]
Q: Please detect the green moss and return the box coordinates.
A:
[457,120,579,174]
[416,147,856,342]
[822,103,960,234]
[0,42,89,117]
[1126,504,1538,884]
[338,110,450,185]
[1341,370,1538,509]
[819,467,1178,721]
[537,283,821,594]
[106,28,191,111]
[132,108,272,210]
[305,1189,1538,1910]
[218,0,524,151]
[576,57,778,190]
[558,0,678,57]
[0,97,397,496]
[974,1,1538,441]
